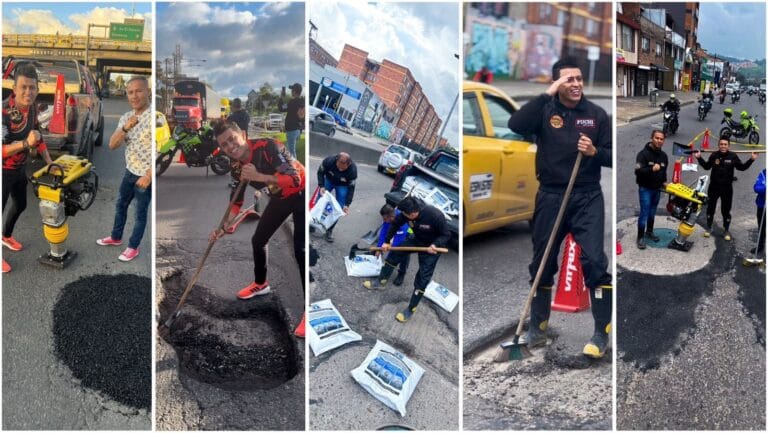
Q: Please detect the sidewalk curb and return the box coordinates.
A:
[619,99,697,124]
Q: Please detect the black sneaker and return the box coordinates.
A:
[324,231,334,243]
[393,273,405,286]
[645,231,660,242]
[637,237,647,250]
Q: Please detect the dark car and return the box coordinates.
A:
[385,147,459,247]
[2,56,104,159]
[309,106,336,137]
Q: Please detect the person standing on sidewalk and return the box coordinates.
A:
[694,137,757,240]
[2,63,53,273]
[227,98,250,137]
[506,57,613,359]
[281,83,304,157]
[634,130,668,249]
[96,76,152,262]
[317,152,357,242]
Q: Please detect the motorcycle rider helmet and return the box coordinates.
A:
[670,93,676,99]
[741,110,749,119]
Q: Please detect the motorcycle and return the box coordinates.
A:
[156,124,231,177]
[731,91,740,104]
[697,99,712,121]
[661,109,679,135]
[720,109,760,144]
[759,91,766,105]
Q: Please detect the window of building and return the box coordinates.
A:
[573,16,584,30]
[586,19,596,37]
[656,43,662,57]
[621,24,634,51]
[539,4,551,20]
[642,36,650,52]
[557,11,566,26]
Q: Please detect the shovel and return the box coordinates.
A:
[348,244,449,259]
[743,211,765,267]
[361,223,383,245]
[158,182,247,338]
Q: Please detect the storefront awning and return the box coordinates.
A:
[650,63,671,72]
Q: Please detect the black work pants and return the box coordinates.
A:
[2,168,28,238]
[252,191,305,292]
[706,183,733,230]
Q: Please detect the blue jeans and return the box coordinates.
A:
[111,170,152,249]
[638,186,661,230]
[323,179,348,233]
[286,129,300,157]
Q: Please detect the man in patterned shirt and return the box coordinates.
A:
[96,76,152,261]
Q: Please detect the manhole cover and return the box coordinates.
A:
[159,272,299,390]
[52,274,151,410]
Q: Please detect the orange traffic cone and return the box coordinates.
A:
[294,312,306,338]
[178,152,186,164]
[552,233,591,312]
[672,160,682,183]
[702,128,710,149]
[616,240,623,255]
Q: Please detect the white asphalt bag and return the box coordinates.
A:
[308,299,362,356]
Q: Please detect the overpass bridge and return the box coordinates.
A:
[2,33,152,82]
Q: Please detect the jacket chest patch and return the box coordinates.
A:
[575,118,596,128]
[549,115,564,129]
[418,224,431,230]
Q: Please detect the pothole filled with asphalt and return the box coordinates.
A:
[158,271,299,391]
[52,273,151,410]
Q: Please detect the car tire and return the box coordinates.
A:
[327,129,335,138]
[377,165,384,173]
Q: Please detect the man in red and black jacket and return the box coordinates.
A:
[2,63,53,273]
[210,119,305,299]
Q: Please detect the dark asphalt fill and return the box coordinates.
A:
[617,236,731,370]
[734,260,766,347]
[52,274,151,410]
[159,273,299,391]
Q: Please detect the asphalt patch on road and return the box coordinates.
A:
[52,274,151,410]
[544,342,609,369]
[734,260,766,347]
[618,236,731,370]
[159,272,299,391]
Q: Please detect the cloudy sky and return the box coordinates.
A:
[698,2,765,60]
[157,2,304,99]
[310,1,460,147]
[2,2,152,40]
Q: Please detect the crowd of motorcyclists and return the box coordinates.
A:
[658,83,762,144]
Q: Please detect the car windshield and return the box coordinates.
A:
[387,146,410,158]
[28,64,79,86]
[270,114,282,120]
[173,97,198,106]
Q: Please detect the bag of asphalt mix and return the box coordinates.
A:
[309,191,344,232]
[424,280,459,313]
[308,299,362,356]
[351,340,424,417]
[344,253,383,277]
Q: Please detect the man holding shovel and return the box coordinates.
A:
[210,119,306,299]
[362,196,450,323]
[506,57,613,359]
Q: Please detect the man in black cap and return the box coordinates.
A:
[282,83,304,157]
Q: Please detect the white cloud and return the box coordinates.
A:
[6,6,152,40]
[210,5,257,26]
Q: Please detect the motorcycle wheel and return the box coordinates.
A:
[720,127,732,139]
[671,121,678,135]
[749,131,760,145]
[698,111,704,121]
[210,155,231,175]
[157,151,175,177]
[662,122,669,135]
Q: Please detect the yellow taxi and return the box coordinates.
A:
[155,111,171,151]
[462,81,538,237]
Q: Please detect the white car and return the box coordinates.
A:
[268,113,284,131]
[377,144,424,175]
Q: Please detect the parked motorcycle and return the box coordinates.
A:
[697,98,712,121]
[661,109,679,135]
[720,108,760,144]
[156,125,230,177]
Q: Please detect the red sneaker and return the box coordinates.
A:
[118,247,139,262]
[97,236,123,246]
[2,259,11,273]
[2,236,22,251]
[237,281,271,299]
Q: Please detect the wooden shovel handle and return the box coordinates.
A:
[369,246,449,253]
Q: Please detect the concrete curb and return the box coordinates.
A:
[619,99,698,124]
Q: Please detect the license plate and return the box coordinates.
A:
[386,167,396,174]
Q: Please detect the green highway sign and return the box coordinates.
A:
[109,23,143,41]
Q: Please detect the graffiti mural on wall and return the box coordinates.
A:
[523,25,562,82]
[376,121,392,140]
[465,9,527,79]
